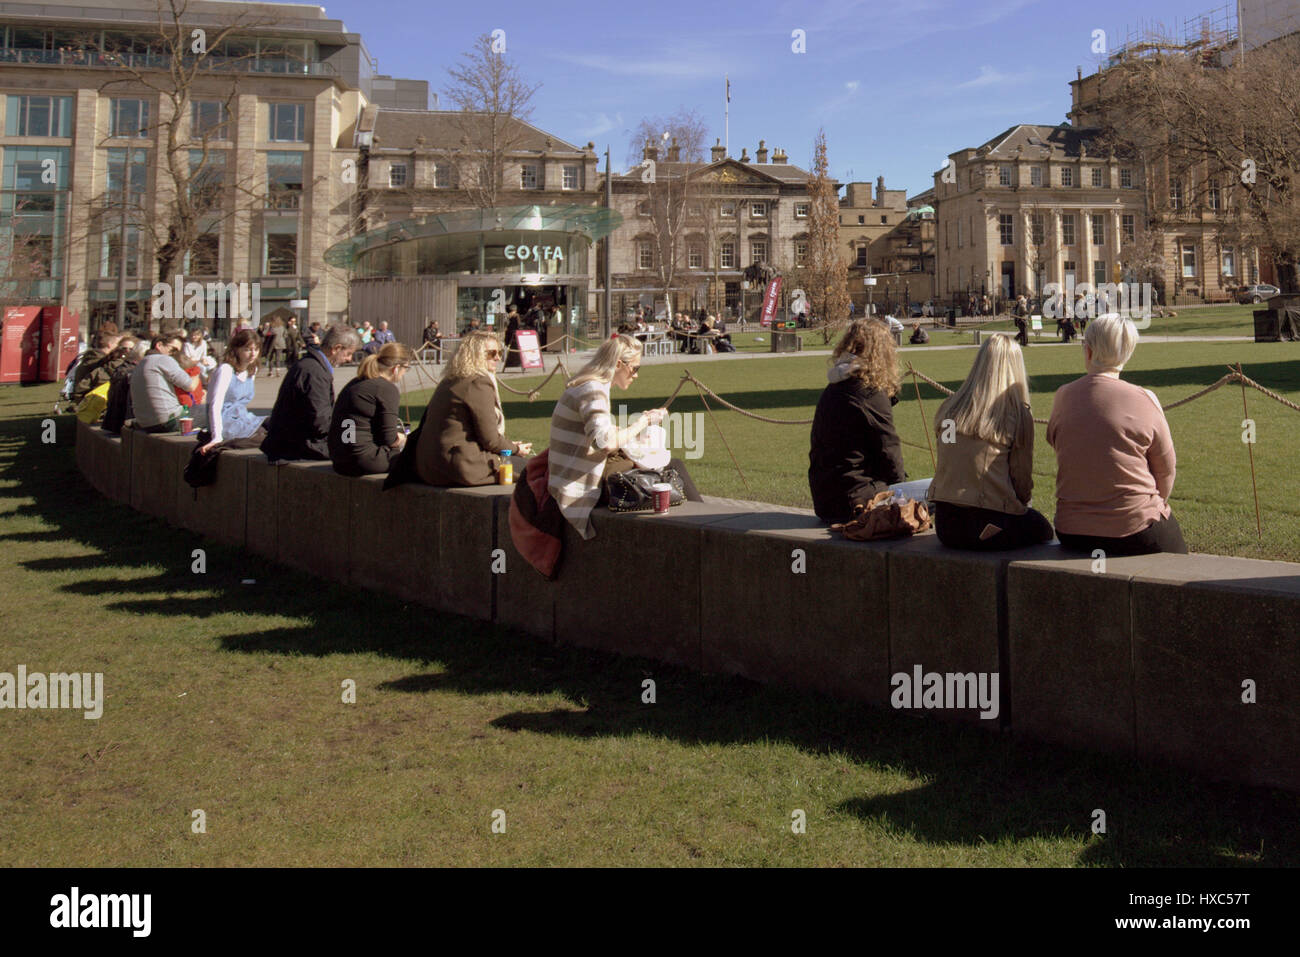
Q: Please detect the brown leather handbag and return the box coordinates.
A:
[830,489,931,541]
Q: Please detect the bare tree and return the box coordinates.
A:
[806,130,850,342]
[442,33,541,209]
[625,108,709,169]
[1093,32,1300,292]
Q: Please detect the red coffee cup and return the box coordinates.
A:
[651,482,672,514]
[179,417,194,433]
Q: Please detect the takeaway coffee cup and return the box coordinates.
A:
[651,482,672,514]
[179,416,194,433]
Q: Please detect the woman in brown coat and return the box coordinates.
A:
[414,331,533,486]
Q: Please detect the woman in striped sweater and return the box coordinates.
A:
[548,334,700,539]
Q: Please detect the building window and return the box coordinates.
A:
[1030,166,1042,187]
[1061,167,1073,187]
[999,165,1012,186]
[110,98,150,138]
[1062,213,1076,246]
[562,165,579,190]
[1091,167,1103,187]
[1063,260,1076,283]
[1120,168,1133,188]
[265,219,298,275]
[794,202,809,218]
[720,202,735,218]
[857,214,864,225]
[855,246,868,267]
[957,218,963,247]
[1094,261,1107,287]
[266,152,304,209]
[687,245,703,269]
[389,162,408,188]
[186,233,220,275]
[636,200,651,216]
[189,150,226,210]
[105,148,148,198]
[520,163,540,189]
[1031,213,1045,246]
[719,241,735,268]
[100,225,140,279]
[1208,178,1220,210]
[999,213,1013,246]
[750,201,766,218]
[191,101,230,140]
[1170,180,1182,210]
[880,215,888,224]
[1181,243,1196,278]
[1122,213,1135,243]
[268,103,306,142]
[1091,214,1104,245]
[751,241,767,264]
[5,95,74,137]
[1222,246,1235,276]
[638,242,654,269]
[794,240,808,266]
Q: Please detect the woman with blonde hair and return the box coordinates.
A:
[1048,315,1185,554]
[406,331,532,487]
[808,319,910,523]
[929,334,1053,549]
[328,341,415,476]
[548,333,700,538]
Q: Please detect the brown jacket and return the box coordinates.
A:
[929,402,1034,515]
[415,373,511,486]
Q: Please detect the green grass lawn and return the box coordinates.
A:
[915,302,1263,343]
[3,361,1299,867]
[433,338,1300,562]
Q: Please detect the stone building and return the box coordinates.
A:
[933,123,1148,309]
[840,177,936,312]
[606,138,814,321]
[0,0,424,334]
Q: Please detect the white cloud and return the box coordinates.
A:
[957,65,1035,89]
[577,111,623,139]
[845,80,860,91]
[551,51,721,81]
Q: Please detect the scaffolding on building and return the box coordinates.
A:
[1105,3,1240,67]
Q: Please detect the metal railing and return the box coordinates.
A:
[0,48,336,76]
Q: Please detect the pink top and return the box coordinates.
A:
[1047,373,1176,538]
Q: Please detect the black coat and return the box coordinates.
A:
[328,376,402,476]
[808,376,906,523]
[260,349,335,462]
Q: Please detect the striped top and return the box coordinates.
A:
[548,379,620,540]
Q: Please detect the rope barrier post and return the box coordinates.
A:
[908,365,937,472]
[1236,363,1263,542]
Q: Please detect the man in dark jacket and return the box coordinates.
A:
[261,324,359,462]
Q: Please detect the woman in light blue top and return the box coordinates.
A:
[201,329,265,452]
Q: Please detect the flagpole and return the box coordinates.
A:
[724,75,730,157]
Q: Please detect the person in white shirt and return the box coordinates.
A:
[183,328,217,379]
[200,329,266,452]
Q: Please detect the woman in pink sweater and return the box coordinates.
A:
[1047,315,1187,555]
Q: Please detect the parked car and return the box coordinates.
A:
[1238,284,1281,304]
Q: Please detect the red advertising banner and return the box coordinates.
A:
[516,329,544,370]
[759,277,783,327]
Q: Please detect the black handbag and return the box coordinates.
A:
[605,467,686,512]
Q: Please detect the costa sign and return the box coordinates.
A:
[504,244,565,265]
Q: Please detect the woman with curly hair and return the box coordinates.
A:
[808,319,909,524]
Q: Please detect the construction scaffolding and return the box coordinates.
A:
[1105,3,1239,67]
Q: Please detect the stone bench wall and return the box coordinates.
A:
[76,419,1300,792]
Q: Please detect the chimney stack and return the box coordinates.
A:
[740,146,750,163]
[711,138,726,162]
[771,147,788,163]
[756,139,768,163]
[666,137,681,162]
[642,139,659,162]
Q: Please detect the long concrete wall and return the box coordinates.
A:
[76,419,1300,792]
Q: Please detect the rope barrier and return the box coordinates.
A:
[494,360,572,400]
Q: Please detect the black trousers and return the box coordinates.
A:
[1056,513,1188,556]
[934,501,1054,551]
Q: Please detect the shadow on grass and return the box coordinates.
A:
[3,384,1299,867]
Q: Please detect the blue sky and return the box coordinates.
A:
[324,0,1226,197]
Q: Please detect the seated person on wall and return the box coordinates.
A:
[929,335,1053,550]
[71,325,122,404]
[328,343,414,476]
[96,337,144,432]
[1048,314,1187,556]
[128,331,201,434]
[909,322,929,345]
[260,324,359,463]
[395,331,533,487]
[200,330,266,453]
[808,319,914,524]
[182,327,217,379]
[549,334,702,540]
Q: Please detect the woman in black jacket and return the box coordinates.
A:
[808,320,907,523]
[328,343,415,476]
